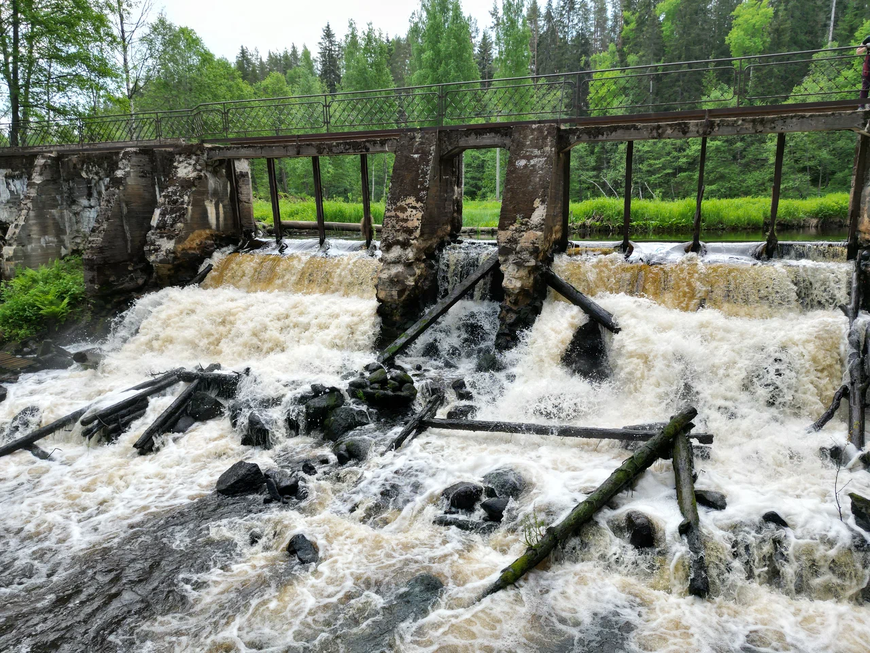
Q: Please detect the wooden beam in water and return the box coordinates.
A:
[360,153,373,247]
[266,158,283,244]
[378,252,499,364]
[312,156,326,246]
[689,136,707,254]
[280,220,378,233]
[388,395,444,450]
[764,133,786,258]
[421,417,713,444]
[621,140,634,254]
[544,269,620,334]
[847,134,869,260]
[672,429,710,598]
[479,407,698,599]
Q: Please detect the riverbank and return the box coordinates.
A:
[253,193,850,235]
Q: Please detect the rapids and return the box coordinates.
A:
[1,240,869,652]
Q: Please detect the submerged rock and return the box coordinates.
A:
[187,391,224,421]
[287,533,319,564]
[695,489,727,511]
[172,415,195,434]
[33,340,74,371]
[265,469,301,499]
[433,515,499,534]
[0,386,6,403]
[625,510,656,549]
[446,404,477,420]
[451,378,473,401]
[762,511,790,529]
[482,468,527,500]
[241,412,271,449]
[480,497,509,522]
[304,389,345,426]
[442,482,483,511]
[335,437,370,465]
[216,461,265,496]
[562,320,610,381]
[353,366,417,412]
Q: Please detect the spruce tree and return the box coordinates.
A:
[318,22,342,93]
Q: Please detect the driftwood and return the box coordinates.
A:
[80,370,182,427]
[388,395,444,451]
[186,264,213,286]
[0,371,181,459]
[82,400,149,440]
[672,428,709,598]
[420,417,713,444]
[543,269,620,334]
[379,252,499,364]
[103,408,148,441]
[24,443,55,460]
[134,364,220,454]
[811,385,848,432]
[847,259,867,448]
[176,370,242,397]
[479,407,698,599]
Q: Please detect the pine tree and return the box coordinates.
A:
[527,0,541,74]
[494,0,532,79]
[342,21,393,91]
[477,30,496,82]
[409,0,479,85]
[317,22,342,93]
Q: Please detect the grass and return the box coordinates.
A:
[253,193,850,232]
[0,257,86,341]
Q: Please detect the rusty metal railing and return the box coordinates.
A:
[0,46,865,149]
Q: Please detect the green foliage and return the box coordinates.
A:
[0,258,86,341]
[342,22,394,92]
[252,198,387,225]
[726,0,773,58]
[410,0,479,85]
[520,505,548,548]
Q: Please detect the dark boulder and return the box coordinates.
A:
[187,391,224,422]
[264,477,285,504]
[335,437,370,465]
[216,461,265,496]
[301,460,317,476]
[446,404,477,420]
[695,489,727,511]
[241,413,272,449]
[72,349,103,369]
[482,468,527,500]
[562,320,610,381]
[0,386,6,403]
[348,377,368,390]
[849,493,870,531]
[762,511,789,529]
[323,406,369,442]
[368,368,388,384]
[433,515,499,534]
[475,350,505,373]
[33,340,74,371]
[172,415,196,434]
[304,390,345,427]
[625,510,656,549]
[451,379,473,401]
[480,497,509,522]
[442,482,484,511]
[364,362,383,373]
[266,469,301,498]
[287,533,319,564]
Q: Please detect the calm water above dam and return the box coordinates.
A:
[1,240,868,652]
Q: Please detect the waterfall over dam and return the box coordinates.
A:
[1,240,868,652]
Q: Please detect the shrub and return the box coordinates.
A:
[0,257,86,340]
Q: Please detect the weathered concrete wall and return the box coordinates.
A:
[83,149,174,298]
[375,131,462,341]
[0,156,35,234]
[2,153,116,277]
[495,124,567,350]
[145,149,245,286]
[229,159,256,235]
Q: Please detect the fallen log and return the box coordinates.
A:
[847,319,866,448]
[134,364,220,454]
[280,220,379,233]
[388,395,444,451]
[811,385,848,432]
[24,443,54,460]
[0,372,185,459]
[79,370,183,427]
[186,264,213,286]
[102,408,148,442]
[82,400,149,439]
[378,252,499,365]
[672,428,709,598]
[176,370,242,397]
[544,269,620,334]
[420,417,713,445]
[479,407,698,599]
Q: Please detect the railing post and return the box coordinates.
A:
[324,96,330,133]
[78,118,85,146]
[621,140,634,255]
[360,153,373,248]
[155,114,162,142]
[312,156,326,246]
[222,107,230,140]
[267,158,283,244]
[690,136,708,253]
[438,85,445,127]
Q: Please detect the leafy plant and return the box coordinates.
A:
[0,257,86,341]
[520,504,548,548]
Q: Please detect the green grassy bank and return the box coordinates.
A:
[253,193,849,233]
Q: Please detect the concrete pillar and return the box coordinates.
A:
[495,124,567,350]
[2,152,115,278]
[83,149,173,298]
[0,155,35,235]
[145,148,251,286]
[375,131,462,341]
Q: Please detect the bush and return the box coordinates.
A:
[0,257,86,340]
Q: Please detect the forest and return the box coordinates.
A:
[2,0,870,230]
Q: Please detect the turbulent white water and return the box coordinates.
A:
[1,242,869,652]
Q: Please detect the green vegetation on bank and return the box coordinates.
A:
[0,258,86,341]
[253,193,849,232]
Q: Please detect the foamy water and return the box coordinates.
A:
[1,243,869,652]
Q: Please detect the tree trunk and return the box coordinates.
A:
[480,407,698,599]
[672,429,710,598]
[10,0,20,147]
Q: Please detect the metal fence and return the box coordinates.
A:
[1,46,865,149]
